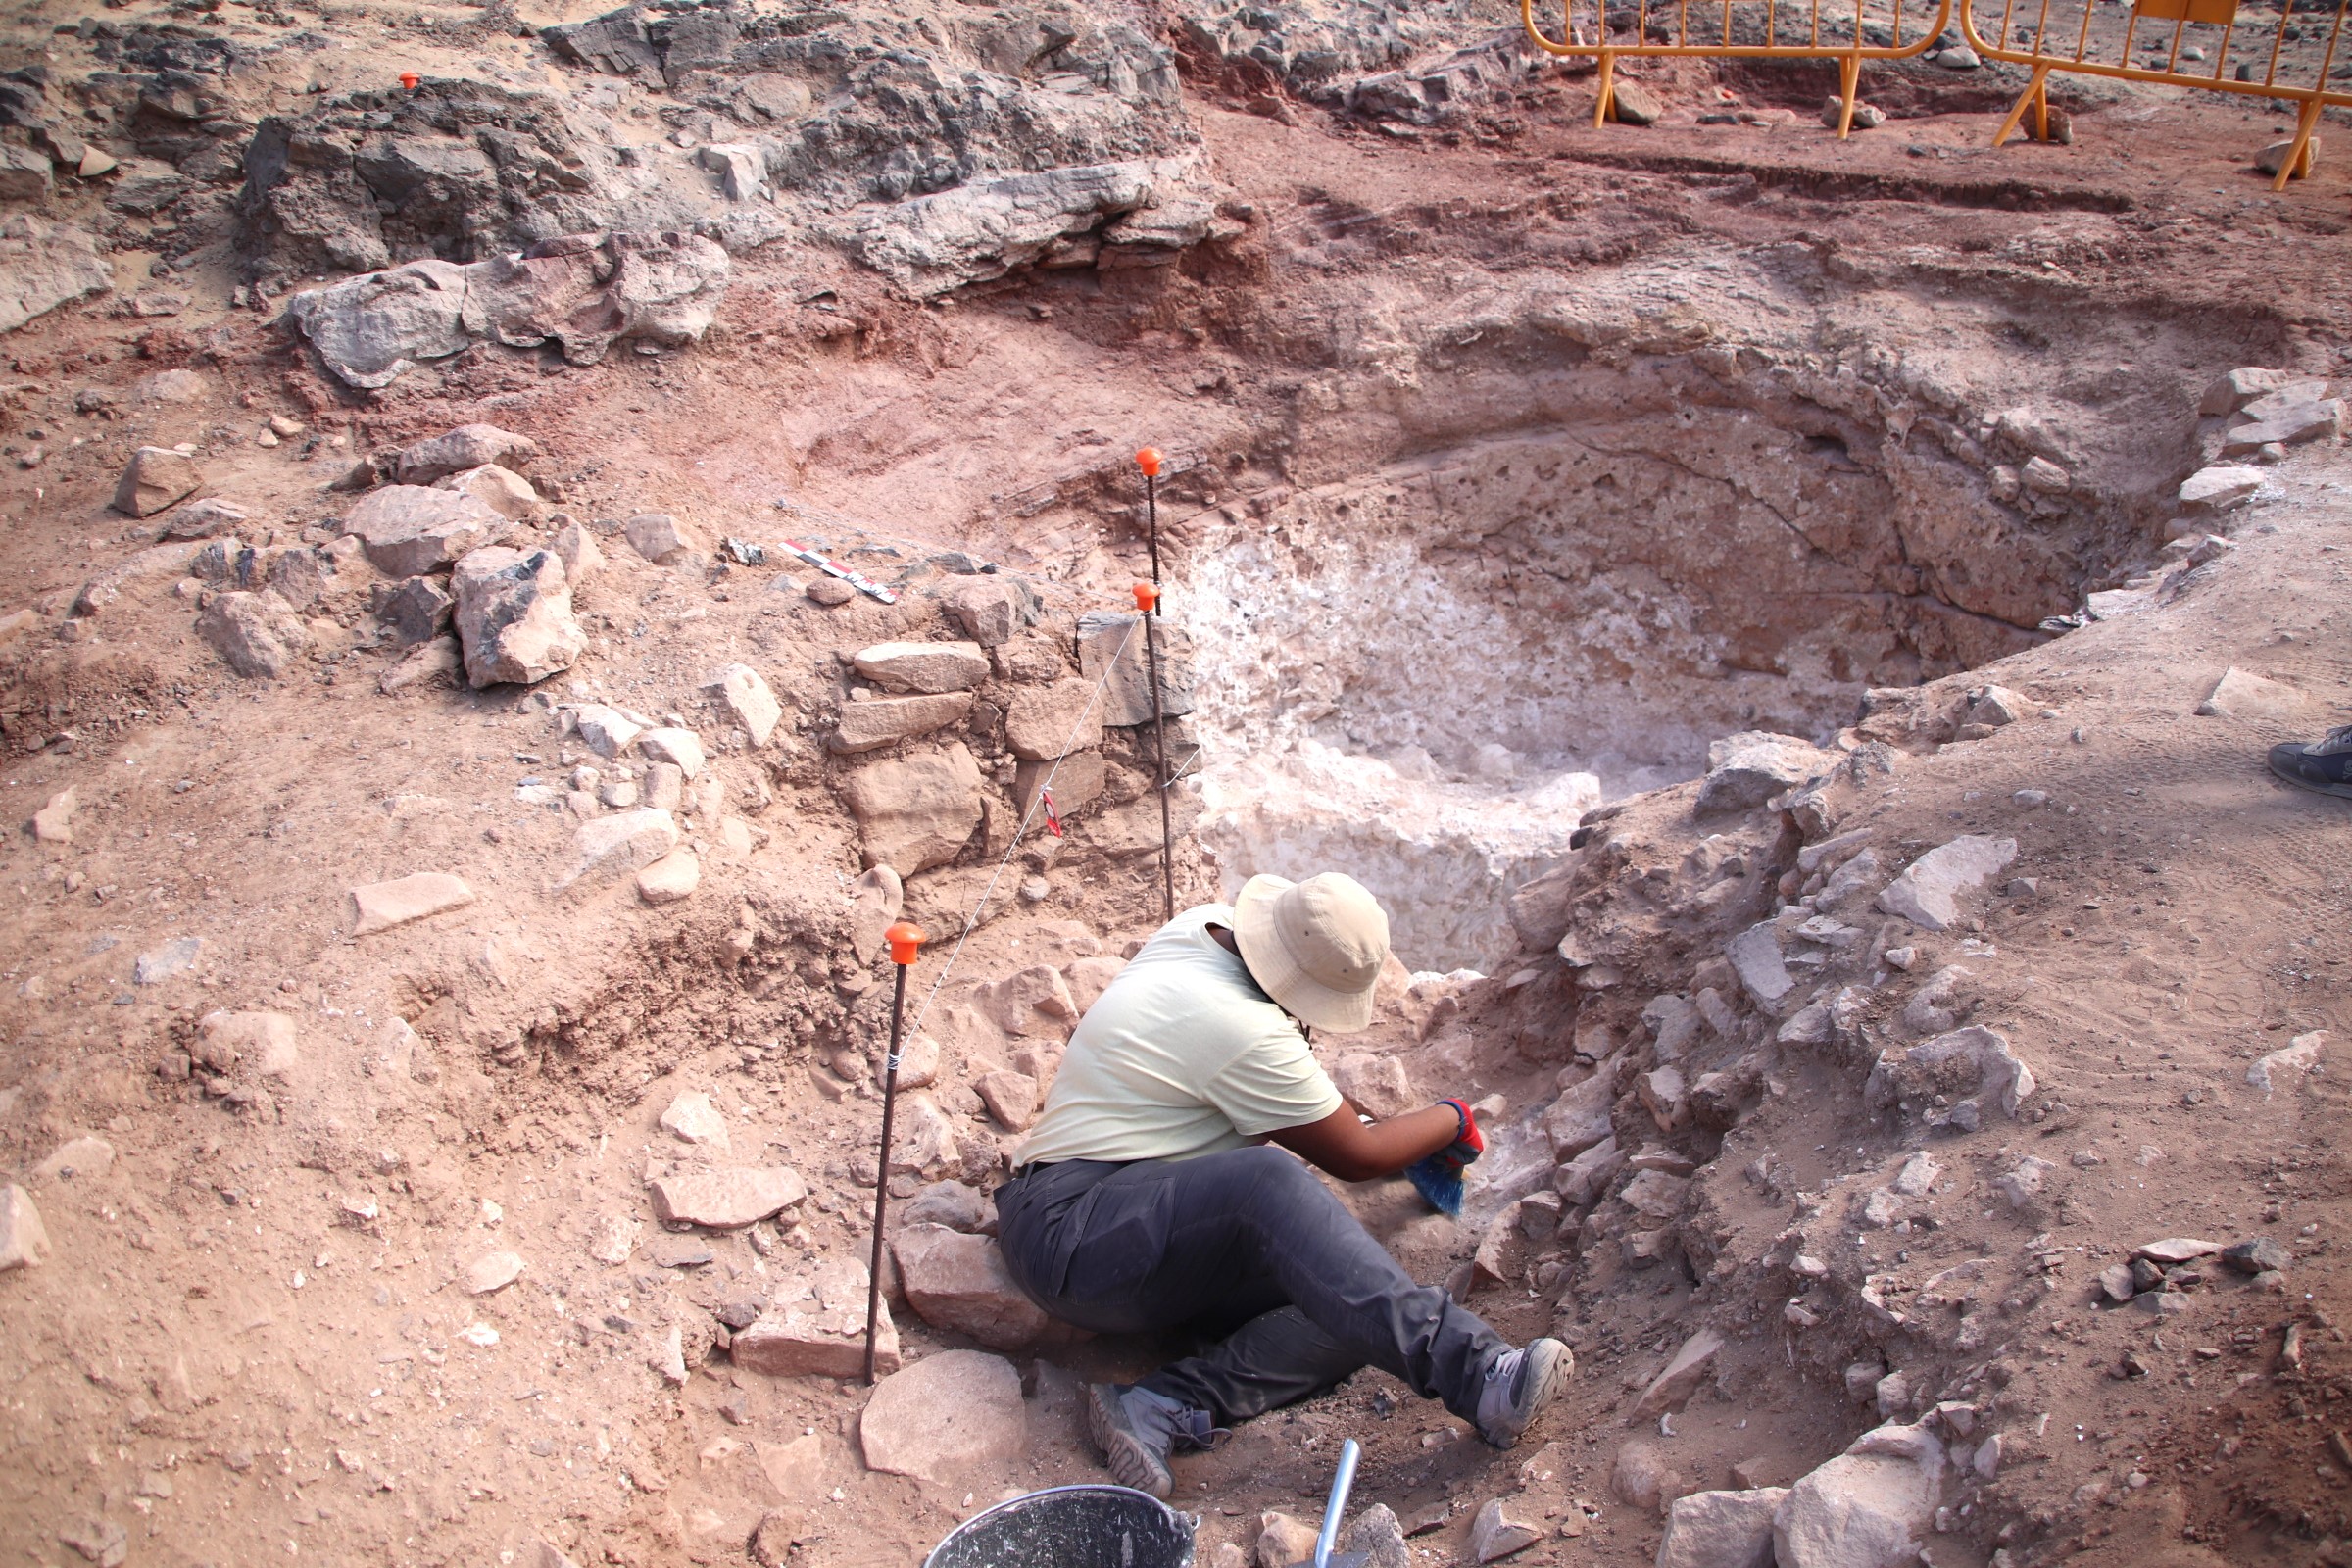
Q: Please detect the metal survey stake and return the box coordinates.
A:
[863,918,926,1385]
[1135,447,1163,592]
[1133,581,1175,923]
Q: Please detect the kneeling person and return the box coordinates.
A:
[994,871,1570,1499]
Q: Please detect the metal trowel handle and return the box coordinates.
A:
[1309,1439,1361,1568]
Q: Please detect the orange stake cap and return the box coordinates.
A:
[884,920,927,966]
[1135,447,1162,477]
[1131,581,1160,612]
[400,71,420,89]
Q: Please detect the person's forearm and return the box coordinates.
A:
[1273,1101,1464,1182]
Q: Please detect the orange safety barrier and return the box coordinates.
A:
[1959,0,2350,187]
[1523,0,1955,136]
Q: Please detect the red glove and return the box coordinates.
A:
[1429,1098,1486,1176]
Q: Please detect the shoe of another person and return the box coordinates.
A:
[1084,1384,1228,1499]
[2270,725,2352,800]
[1475,1338,1573,1449]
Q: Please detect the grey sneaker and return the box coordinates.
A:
[2270,724,2352,800]
[1083,1384,1228,1499]
[1475,1338,1572,1449]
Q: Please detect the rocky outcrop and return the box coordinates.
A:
[237,79,612,282]
[849,158,1228,297]
[280,230,730,388]
[0,216,111,333]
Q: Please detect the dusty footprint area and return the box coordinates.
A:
[0,1,2346,1567]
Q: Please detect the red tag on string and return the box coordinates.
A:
[1042,789,1063,838]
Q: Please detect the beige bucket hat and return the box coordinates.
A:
[1232,871,1392,1034]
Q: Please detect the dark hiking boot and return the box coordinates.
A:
[1083,1384,1228,1499]
[2270,725,2352,800]
[1475,1338,1573,1449]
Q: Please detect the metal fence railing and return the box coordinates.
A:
[1522,0,1955,135]
[1960,0,2350,185]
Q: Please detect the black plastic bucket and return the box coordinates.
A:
[923,1485,1196,1568]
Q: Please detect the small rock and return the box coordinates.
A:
[1727,923,1795,1010]
[638,727,707,777]
[1658,1488,1787,1568]
[379,636,461,694]
[197,590,309,678]
[2133,1237,2223,1266]
[652,1322,688,1385]
[974,1070,1038,1131]
[588,1214,641,1265]
[563,808,680,892]
[858,1348,1025,1483]
[649,1167,807,1229]
[1876,835,2018,932]
[2198,666,2306,722]
[2222,1237,2288,1275]
[2178,464,2264,511]
[1256,1512,1319,1568]
[660,1091,729,1152]
[853,640,991,695]
[943,577,1034,645]
[375,575,456,649]
[1993,1155,2055,1208]
[1634,1329,1724,1418]
[2097,1263,2136,1303]
[111,446,202,517]
[135,936,202,984]
[58,1516,128,1568]
[2255,135,2320,177]
[1468,1497,1542,1563]
[0,1183,53,1270]
[29,786,74,844]
[466,1250,525,1295]
[636,849,701,905]
[705,663,784,748]
[807,577,854,607]
[1332,1052,1417,1119]
[349,871,475,935]
[436,463,543,523]
[452,546,584,688]
[1935,43,1981,67]
[2248,1031,2324,1095]
[1608,79,1664,124]
[551,517,604,584]
[1875,1369,1911,1420]
[1612,1440,1677,1511]
[1077,609,1198,724]
[1338,1503,1411,1568]
[1891,1152,1940,1197]
[2021,456,2070,494]
[193,1009,300,1077]
[1822,95,1886,128]
[901,1180,986,1232]
[31,1136,112,1183]
[392,423,540,485]
[161,497,248,541]
[641,763,683,811]
[841,744,987,874]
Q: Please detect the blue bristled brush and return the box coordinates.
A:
[1406,1099,1485,1217]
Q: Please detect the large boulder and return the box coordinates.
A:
[1696,730,1840,814]
[1875,835,2017,932]
[196,590,308,678]
[858,1349,1026,1484]
[840,744,985,872]
[890,1224,1059,1349]
[342,485,508,576]
[280,257,474,390]
[451,546,584,687]
[1773,1423,1942,1568]
[0,215,111,333]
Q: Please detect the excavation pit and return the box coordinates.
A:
[1174,341,2169,971]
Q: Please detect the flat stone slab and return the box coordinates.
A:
[830,692,973,754]
[891,1224,1056,1350]
[648,1166,806,1229]
[1876,835,2017,932]
[466,1250,525,1294]
[2132,1237,2223,1266]
[343,485,508,577]
[858,1348,1025,1483]
[350,872,475,934]
[852,640,990,695]
[2177,464,2263,511]
[0,1183,52,1270]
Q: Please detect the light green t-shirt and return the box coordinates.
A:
[1014,905,1344,1167]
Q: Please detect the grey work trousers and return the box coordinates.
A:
[993,1145,1508,1427]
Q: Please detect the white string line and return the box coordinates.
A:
[891,610,1149,1058]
